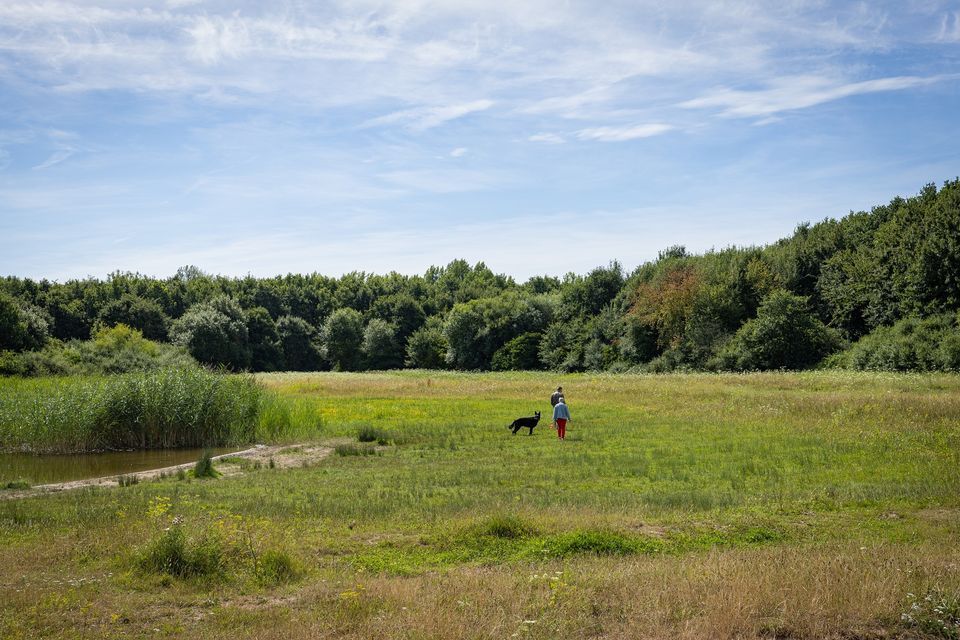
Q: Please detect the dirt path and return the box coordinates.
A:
[0,444,332,501]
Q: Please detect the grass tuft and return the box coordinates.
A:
[193,449,219,479]
[257,549,300,586]
[336,443,378,457]
[136,526,223,579]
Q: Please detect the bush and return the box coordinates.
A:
[257,549,299,586]
[96,294,169,341]
[491,332,542,371]
[845,313,960,372]
[714,289,841,370]
[136,526,223,578]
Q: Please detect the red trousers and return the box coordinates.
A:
[556,418,567,439]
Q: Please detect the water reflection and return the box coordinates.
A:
[0,446,243,485]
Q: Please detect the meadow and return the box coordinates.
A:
[1,370,959,639]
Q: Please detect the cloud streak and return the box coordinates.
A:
[681,75,946,119]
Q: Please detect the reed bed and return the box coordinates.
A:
[0,368,286,453]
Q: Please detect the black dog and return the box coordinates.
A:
[509,411,541,435]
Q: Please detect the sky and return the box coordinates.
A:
[0,1,958,282]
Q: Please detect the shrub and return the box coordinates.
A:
[3,479,30,490]
[257,549,299,586]
[714,289,842,370]
[136,526,223,578]
[845,313,960,372]
[491,332,542,371]
[96,294,169,341]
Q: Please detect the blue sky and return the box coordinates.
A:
[1,1,958,281]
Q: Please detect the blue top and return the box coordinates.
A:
[553,402,571,421]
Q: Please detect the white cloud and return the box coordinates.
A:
[681,74,945,119]
[363,100,494,131]
[939,11,960,42]
[449,147,468,157]
[528,132,565,144]
[576,123,674,142]
[32,148,75,170]
[378,168,501,193]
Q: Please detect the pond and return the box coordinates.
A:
[0,446,243,485]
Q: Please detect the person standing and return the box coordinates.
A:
[552,396,571,440]
[550,386,564,407]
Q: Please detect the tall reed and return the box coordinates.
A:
[0,368,287,453]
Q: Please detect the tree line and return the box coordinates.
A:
[2,179,959,375]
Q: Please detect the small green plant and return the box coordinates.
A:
[256,549,299,586]
[335,443,377,457]
[479,514,537,539]
[193,450,220,479]
[2,479,30,490]
[175,468,187,481]
[268,457,276,469]
[117,474,139,487]
[538,530,660,558]
[901,589,960,639]
[357,425,381,443]
[136,526,223,579]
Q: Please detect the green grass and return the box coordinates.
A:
[1,370,960,639]
[0,367,293,453]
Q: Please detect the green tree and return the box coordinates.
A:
[169,296,251,370]
[0,292,50,352]
[97,294,170,341]
[246,307,284,371]
[491,332,542,371]
[405,321,448,369]
[715,290,841,370]
[277,315,323,371]
[362,319,403,370]
[322,307,363,371]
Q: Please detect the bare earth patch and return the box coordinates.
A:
[0,443,331,501]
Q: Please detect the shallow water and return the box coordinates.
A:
[0,446,242,485]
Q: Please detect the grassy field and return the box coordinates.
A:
[2,370,960,639]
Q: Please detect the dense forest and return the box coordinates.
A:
[2,180,959,375]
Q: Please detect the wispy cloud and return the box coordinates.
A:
[681,75,946,119]
[449,147,468,157]
[32,148,76,170]
[576,123,674,142]
[363,99,494,131]
[939,11,960,42]
[528,132,565,144]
